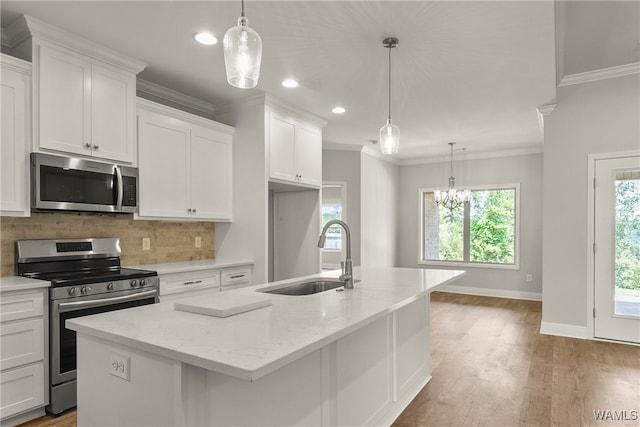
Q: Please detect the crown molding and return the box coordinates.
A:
[136,79,215,118]
[322,142,364,152]
[361,145,401,165]
[558,62,640,87]
[1,53,31,74]
[137,97,233,134]
[536,104,557,137]
[215,92,328,128]
[2,17,30,49]
[398,145,543,166]
[7,15,147,73]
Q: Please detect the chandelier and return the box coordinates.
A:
[434,142,470,210]
[223,0,262,89]
[379,37,399,155]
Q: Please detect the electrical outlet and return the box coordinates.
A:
[109,354,130,381]
[526,274,533,282]
[195,236,201,248]
[142,237,150,251]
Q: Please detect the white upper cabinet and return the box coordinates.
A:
[3,15,146,164]
[37,44,137,163]
[1,55,31,217]
[268,109,322,188]
[137,99,234,222]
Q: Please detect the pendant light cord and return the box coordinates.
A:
[388,46,392,121]
[450,142,455,178]
[241,0,245,18]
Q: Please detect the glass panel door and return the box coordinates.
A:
[594,155,640,343]
[614,170,640,317]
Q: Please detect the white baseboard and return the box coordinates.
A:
[438,284,542,301]
[539,322,588,339]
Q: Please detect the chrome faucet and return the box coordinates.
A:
[318,220,354,289]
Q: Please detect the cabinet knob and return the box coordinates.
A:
[193,208,197,213]
[93,144,99,150]
[85,142,92,149]
[187,208,192,213]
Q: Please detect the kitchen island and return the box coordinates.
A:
[67,267,464,426]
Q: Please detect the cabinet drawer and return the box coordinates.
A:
[0,290,44,323]
[0,362,45,420]
[221,267,252,289]
[0,319,44,370]
[160,270,221,296]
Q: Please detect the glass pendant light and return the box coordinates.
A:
[379,37,399,155]
[223,0,262,89]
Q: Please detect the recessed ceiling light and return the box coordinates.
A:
[282,79,299,88]
[194,32,217,45]
[332,106,346,114]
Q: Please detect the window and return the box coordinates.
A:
[322,204,343,250]
[420,184,519,268]
[322,184,346,251]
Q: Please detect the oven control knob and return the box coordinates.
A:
[107,282,114,291]
[68,287,78,297]
[130,280,138,288]
[81,286,91,295]
[139,279,146,287]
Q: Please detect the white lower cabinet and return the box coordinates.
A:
[159,265,253,302]
[0,288,48,423]
[137,99,234,222]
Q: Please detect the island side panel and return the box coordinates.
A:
[76,334,182,427]
[197,349,325,426]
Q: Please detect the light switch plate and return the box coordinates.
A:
[142,237,150,251]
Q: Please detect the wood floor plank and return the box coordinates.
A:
[17,291,640,427]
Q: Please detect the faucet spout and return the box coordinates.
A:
[318,220,354,289]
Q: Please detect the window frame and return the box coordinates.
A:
[418,183,520,270]
[321,181,348,254]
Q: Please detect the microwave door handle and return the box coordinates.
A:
[115,165,124,211]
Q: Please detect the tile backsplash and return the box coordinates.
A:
[1,212,215,276]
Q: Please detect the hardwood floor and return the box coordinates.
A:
[393,292,640,427]
[19,292,640,427]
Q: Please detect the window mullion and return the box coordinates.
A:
[463,199,471,262]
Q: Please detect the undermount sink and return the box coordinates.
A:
[259,279,359,296]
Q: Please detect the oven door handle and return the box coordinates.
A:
[57,290,157,310]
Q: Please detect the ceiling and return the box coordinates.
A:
[0,1,607,161]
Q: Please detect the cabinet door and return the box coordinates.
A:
[38,45,92,156]
[0,363,45,419]
[190,126,233,221]
[90,64,136,163]
[0,319,44,371]
[268,113,296,182]
[295,124,322,187]
[1,58,30,216]
[138,112,190,218]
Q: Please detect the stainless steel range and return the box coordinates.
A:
[15,238,158,415]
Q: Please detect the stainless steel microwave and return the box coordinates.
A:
[31,153,138,213]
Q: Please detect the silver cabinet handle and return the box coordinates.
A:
[115,165,123,212]
[194,280,202,284]
[230,275,245,279]
[93,144,99,150]
[85,143,92,149]
[184,281,195,285]
[187,208,192,213]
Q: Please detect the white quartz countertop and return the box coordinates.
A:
[67,267,464,381]
[127,259,253,275]
[0,275,51,292]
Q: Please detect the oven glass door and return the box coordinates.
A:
[51,291,156,386]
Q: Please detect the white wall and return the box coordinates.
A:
[214,104,269,283]
[322,150,362,266]
[361,151,399,268]
[398,153,543,299]
[542,74,640,332]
